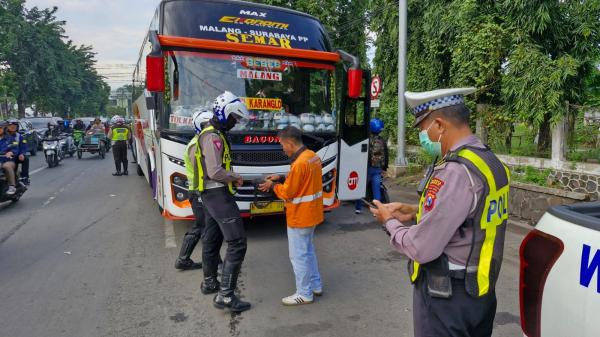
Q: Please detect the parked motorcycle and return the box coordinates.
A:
[0,155,27,203]
[42,137,65,168]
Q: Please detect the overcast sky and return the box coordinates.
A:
[27,0,160,89]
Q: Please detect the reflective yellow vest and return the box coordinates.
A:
[112,127,129,141]
[184,126,234,195]
[409,146,510,297]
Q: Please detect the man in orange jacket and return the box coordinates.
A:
[259,126,324,306]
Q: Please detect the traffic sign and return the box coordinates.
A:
[370,76,382,100]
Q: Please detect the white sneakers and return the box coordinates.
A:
[6,186,16,195]
[282,293,313,306]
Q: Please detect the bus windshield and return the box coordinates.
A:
[164,51,337,134]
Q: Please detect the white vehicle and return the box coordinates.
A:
[130,0,371,220]
[519,201,600,337]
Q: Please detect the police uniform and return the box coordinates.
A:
[193,123,249,310]
[383,88,510,337]
[109,125,130,175]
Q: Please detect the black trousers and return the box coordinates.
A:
[413,276,497,337]
[200,187,246,275]
[17,156,29,178]
[112,141,128,172]
[188,193,206,238]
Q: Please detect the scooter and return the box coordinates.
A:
[0,155,27,203]
[42,137,65,168]
[61,133,77,157]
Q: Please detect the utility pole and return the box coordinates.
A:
[396,0,408,165]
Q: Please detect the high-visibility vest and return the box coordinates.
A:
[112,127,129,141]
[409,146,510,297]
[184,126,235,195]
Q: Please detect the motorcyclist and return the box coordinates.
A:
[73,119,86,131]
[175,110,214,271]
[108,116,131,176]
[196,92,251,312]
[44,120,61,138]
[0,121,19,195]
[6,119,30,185]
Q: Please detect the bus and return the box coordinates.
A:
[132,0,371,219]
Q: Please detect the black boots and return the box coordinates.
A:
[213,262,251,312]
[201,276,220,294]
[112,171,121,176]
[174,234,202,270]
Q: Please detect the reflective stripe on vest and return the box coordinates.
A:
[410,147,510,297]
[112,127,129,141]
[195,126,235,195]
[291,191,323,204]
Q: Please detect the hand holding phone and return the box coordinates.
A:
[361,198,376,209]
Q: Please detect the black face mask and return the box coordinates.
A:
[223,115,237,131]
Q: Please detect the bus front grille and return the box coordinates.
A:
[232,151,289,166]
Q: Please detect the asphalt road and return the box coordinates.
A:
[0,153,524,337]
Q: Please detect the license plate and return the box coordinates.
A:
[250,201,284,215]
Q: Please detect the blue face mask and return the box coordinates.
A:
[419,121,442,157]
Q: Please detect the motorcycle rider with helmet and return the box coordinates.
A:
[0,120,19,195]
[6,119,30,185]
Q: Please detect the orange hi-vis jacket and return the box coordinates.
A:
[274,148,324,228]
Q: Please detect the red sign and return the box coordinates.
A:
[244,135,280,144]
[347,171,359,190]
[371,76,382,100]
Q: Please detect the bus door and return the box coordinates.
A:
[336,68,370,200]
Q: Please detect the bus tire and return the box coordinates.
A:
[137,163,144,176]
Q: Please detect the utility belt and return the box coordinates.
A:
[410,254,475,299]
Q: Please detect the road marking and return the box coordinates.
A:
[164,219,177,249]
[30,166,46,175]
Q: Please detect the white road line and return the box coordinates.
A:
[30,166,46,175]
[164,219,177,249]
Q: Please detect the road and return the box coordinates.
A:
[0,153,524,337]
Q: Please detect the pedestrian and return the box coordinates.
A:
[196,92,250,312]
[259,126,324,306]
[370,87,510,337]
[355,118,389,214]
[174,110,213,271]
[108,116,131,176]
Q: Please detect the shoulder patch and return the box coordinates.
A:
[213,138,223,151]
[424,178,445,211]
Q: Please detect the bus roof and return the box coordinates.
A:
[157,0,333,52]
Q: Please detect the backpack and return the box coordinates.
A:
[369,135,386,168]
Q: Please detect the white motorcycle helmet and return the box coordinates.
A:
[322,113,334,125]
[192,109,214,133]
[212,91,250,126]
[300,113,316,125]
[110,115,122,125]
[316,124,326,132]
[326,124,335,132]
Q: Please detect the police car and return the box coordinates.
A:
[519,201,600,337]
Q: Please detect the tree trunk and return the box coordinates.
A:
[537,113,552,154]
[505,123,514,152]
[17,93,26,119]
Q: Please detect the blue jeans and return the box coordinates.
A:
[287,226,322,299]
[355,167,383,211]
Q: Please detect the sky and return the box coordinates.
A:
[27,0,161,89]
[26,0,376,90]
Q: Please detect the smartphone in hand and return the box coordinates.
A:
[361,198,376,209]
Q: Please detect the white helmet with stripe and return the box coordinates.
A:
[212,91,250,126]
[192,109,213,133]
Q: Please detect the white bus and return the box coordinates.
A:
[131,0,371,220]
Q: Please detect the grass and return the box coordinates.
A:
[511,166,553,187]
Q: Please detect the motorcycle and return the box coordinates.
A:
[61,133,77,157]
[42,137,65,168]
[0,155,27,203]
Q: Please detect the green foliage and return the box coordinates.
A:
[512,166,552,186]
[0,0,109,117]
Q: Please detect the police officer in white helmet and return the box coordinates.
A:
[176,110,214,271]
[192,92,251,312]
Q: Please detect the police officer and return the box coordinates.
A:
[175,110,213,271]
[370,88,510,337]
[109,116,131,176]
[6,119,29,185]
[195,92,250,313]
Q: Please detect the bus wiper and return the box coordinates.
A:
[170,54,179,100]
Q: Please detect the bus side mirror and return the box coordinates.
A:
[347,68,363,99]
[146,55,165,93]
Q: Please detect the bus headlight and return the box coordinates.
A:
[176,192,186,201]
[173,176,183,186]
[324,183,332,193]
